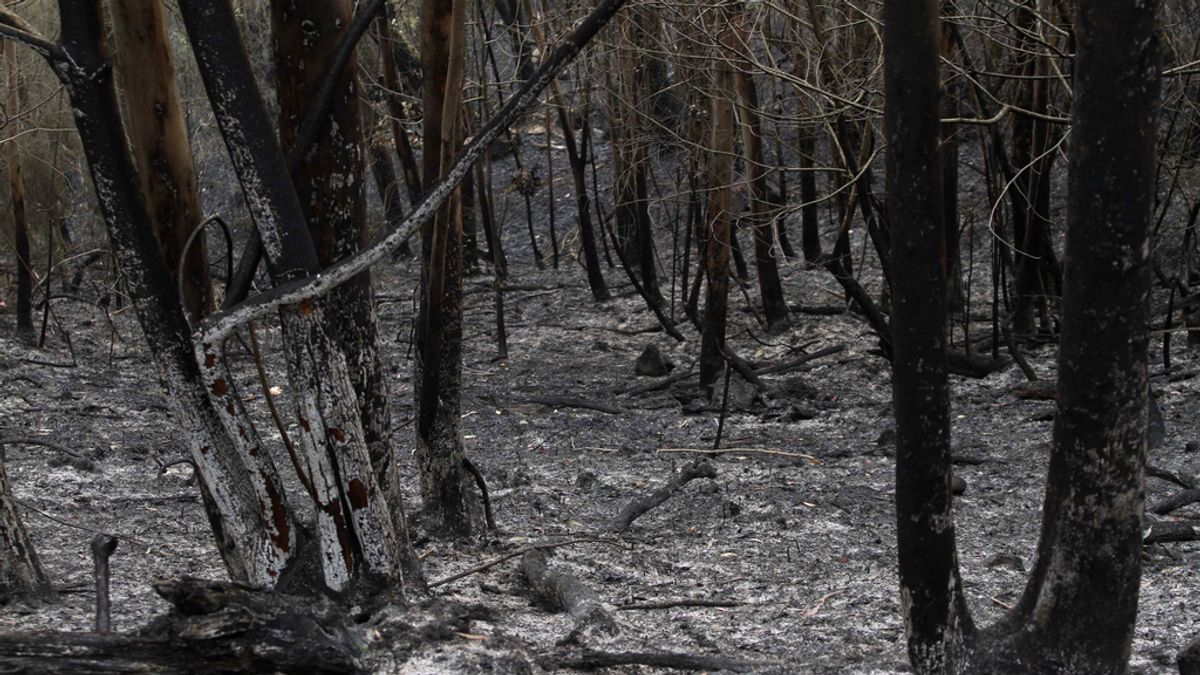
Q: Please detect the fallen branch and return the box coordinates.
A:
[658,447,820,463]
[428,537,620,588]
[516,395,623,415]
[0,436,94,470]
[521,549,618,637]
[752,344,845,377]
[1150,488,1200,516]
[1146,464,1197,491]
[617,598,744,611]
[623,368,695,396]
[609,460,717,533]
[542,648,775,672]
[1144,519,1199,544]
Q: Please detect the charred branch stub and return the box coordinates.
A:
[91,534,117,633]
[520,549,618,640]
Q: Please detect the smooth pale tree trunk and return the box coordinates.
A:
[416,0,482,536]
[108,0,210,323]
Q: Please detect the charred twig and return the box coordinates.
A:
[609,460,717,533]
[0,436,91,467]
[428,537,621,588]
[542,648,773,673]
[521,549,618,637]
[617,598,745,611]
[461,457,495,531]
[752,344,845,377]
[91,535,117,633]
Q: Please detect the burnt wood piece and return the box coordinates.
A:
[543,648,775,672]
[521,550,618,637]
[609,460,717,533]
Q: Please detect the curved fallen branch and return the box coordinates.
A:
[609,460,717,533]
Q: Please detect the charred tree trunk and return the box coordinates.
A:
[0,451,54,605]
[109,0,210,323]
[884,0,974,670]
[699,45,735,395]
[417,0,483,536]
[180,0,411,593]
[269,0,398,536]
[983,1,1160,669]
[45,0,297,587]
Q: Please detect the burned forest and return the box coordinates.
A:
[1,0,1200,673]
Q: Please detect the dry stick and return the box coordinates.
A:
[16,500,149,549]
[246,324,317,502]
[659,447,821,462]
[623,366,695,396]
[602,218,686,342]
[517,395,623,415]
[752,344,845,376]
[460,457,496,530]
[545,648,771,673]
[1150,488,1200,516]
[609,460,717,533]
[617,598,745,610]
[91,534,117,633]
[521,549,618,636]
[0,436,89,463]
[713,365,733,449]
[428,536,619,588]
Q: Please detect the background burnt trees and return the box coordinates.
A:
[108,0,210,324]
[3,38,31,339]
[416,0,482,536]
[889,0,1161,671]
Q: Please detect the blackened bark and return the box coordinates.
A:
[270,0,395,536]
[699,53,734,394]
[798,124,823,265]
[732,33,789,332]
[52,0,294,586]
[180,0,410,593]
[417,0,481,536]
[885,0,974,671]
[3,40,32,338]
[985,2,1160,670]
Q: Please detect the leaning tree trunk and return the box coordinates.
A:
[3,39,32,339]
[416,0,483,536]
[108,0,210,323]
[0,451,54,605]
[984,1,1160,670]
[884,0,974,670]
[47,0,297,587]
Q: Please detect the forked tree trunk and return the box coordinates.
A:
[0,452,54,605]
[416,0,482,536]
[3,39,32,339]
[179,0,411,593]
[108,0,210,323]
[884,1,973,670]
[49,0,297,588]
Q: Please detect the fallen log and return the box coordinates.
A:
[521,549,618,638]
[609,460,717,533]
